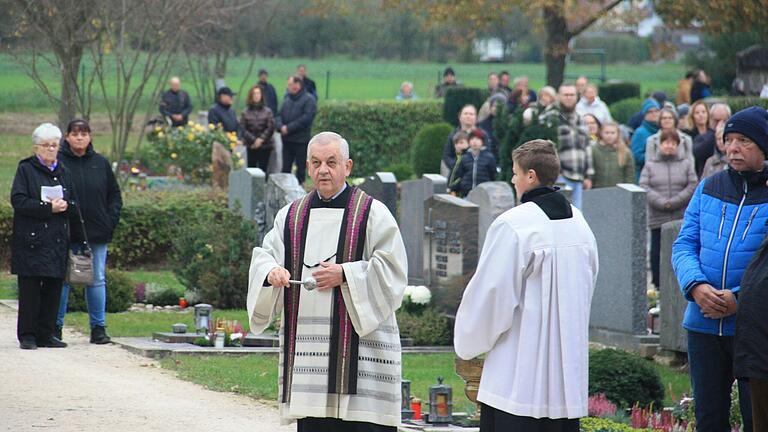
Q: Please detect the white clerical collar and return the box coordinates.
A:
[317,183,347,202]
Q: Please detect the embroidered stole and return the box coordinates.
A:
[282,187,373,403]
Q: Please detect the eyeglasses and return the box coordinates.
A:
[35,143,59,150]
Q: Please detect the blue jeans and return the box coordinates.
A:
[57,243,108,328]
[558,175,583,209]
[687,331,752,432]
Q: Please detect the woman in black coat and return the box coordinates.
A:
[11,123,75,350]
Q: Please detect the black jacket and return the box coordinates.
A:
[449,148,497,196]
[278,89,317,144]
[159,89,193,126]
[735,234,768,380]
[442,127,489,169]
[11,156,77,278]
[59,141,122,244]
[259,81,278,115]
[302,77,317,99]
[208,102,239,133]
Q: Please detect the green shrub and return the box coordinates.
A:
[382,162,415,182]
[589,349,665,409]
[411,122,453,177]
[609,97,645,125]
[67,269,134,313]
[598,82,641,106]
[396,307,451,346]
[724,96,768,114]
[109,190,228,268]
[144,282,185,306]
[313,100,443,177]
[579,417,637,432]
[443,87,487,126]
[0,203,11,269]
[171,208,258,309]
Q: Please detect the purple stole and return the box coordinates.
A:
[281,187,373,403]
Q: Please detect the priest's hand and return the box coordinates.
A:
[267,267,291,288]
[314,262,344,291]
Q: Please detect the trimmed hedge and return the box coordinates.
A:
[0,203,11,269]
[609,97,645,125]
[723,96,768,113]
[313,100,443,177]
[109,190,228,268]
[589,348,664,409]
[598,82,641,106]
[411,122,453,177]
[443,87,488,126]
[66,269,134,313]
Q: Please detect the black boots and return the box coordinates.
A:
[90,325,111,345]
[19,337,37,350]
[55,326,63,341]
[37,336,67,348]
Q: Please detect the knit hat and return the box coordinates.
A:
[641,99,661,115]
[724,106,768,157]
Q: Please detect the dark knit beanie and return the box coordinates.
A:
[724,106,768,157]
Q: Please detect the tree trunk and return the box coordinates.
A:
[543,2,570,89]
[56,47,84,127]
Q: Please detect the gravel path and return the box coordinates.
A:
[0,303,293,432]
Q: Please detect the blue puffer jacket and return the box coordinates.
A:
[672,165,768,336]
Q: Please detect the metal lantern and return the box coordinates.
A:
[428,376,453,424]
[401,380,414,421]
[194,303,213,334]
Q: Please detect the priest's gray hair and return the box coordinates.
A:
[32,123,62,144]
[308,131,350,161]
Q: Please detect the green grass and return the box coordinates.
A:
[655,362,691,407]
[159,352,691,412]
[0,54,683,112]
[0,273,17,299]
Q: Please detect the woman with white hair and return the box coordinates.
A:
[11,123,75,350]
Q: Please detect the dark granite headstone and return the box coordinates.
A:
[359,172,398,218]
[582,184,652,350]
[423,194,479,288]
[466,182,515,251]
[265,173,306,230]
[401,174,447,284]
[660,219,688,353]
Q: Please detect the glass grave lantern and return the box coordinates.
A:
[428,376,453,424]
[401,379,414,421]
[194,303,213,334]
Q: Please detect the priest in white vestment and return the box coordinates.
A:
[455,140,598,432]
[247,132,408,432]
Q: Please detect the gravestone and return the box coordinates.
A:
[400,174,447,284]
[423,194,479,290]
[359,172,398,218]
[659,219,688,353]
[466,182,515,251]
[228,168,267,239]
[265,173,306,229]
[582,184,655,351]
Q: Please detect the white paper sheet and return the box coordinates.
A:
[41,185,63,203]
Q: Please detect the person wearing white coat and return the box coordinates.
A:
[454,139,599,432]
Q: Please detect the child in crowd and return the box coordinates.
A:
[450,129,497,197]
[455,139,598,432]
[640,130,697,288]
[591,122,635,188]
[447,131,469,193]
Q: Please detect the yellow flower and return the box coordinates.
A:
[154,126,161,132]
[187,133,195,141]
[236,159,245,168]
[208,123,215,130]
[229,142,236,150]
[170,152,177,159]
[187,121,194,126]
[157,131,164,138]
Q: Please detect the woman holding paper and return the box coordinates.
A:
[10,123,75,350]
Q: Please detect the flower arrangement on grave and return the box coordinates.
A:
[146,122,244,185]
[402,285,431,314]
[193,318,245,347]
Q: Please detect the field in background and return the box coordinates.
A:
[0,55,683,113]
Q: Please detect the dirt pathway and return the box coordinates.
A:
[0,303,293,432]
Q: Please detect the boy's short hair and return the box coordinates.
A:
[453,131,470,144]
[512,139,560,186]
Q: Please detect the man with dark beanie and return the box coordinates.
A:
[673,106,768,431]
[732,107,768,432]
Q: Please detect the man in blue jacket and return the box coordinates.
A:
[672,106,768,431]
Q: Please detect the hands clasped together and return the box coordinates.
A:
[691,283,738,320]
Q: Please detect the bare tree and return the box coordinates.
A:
[9,0,102,126]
